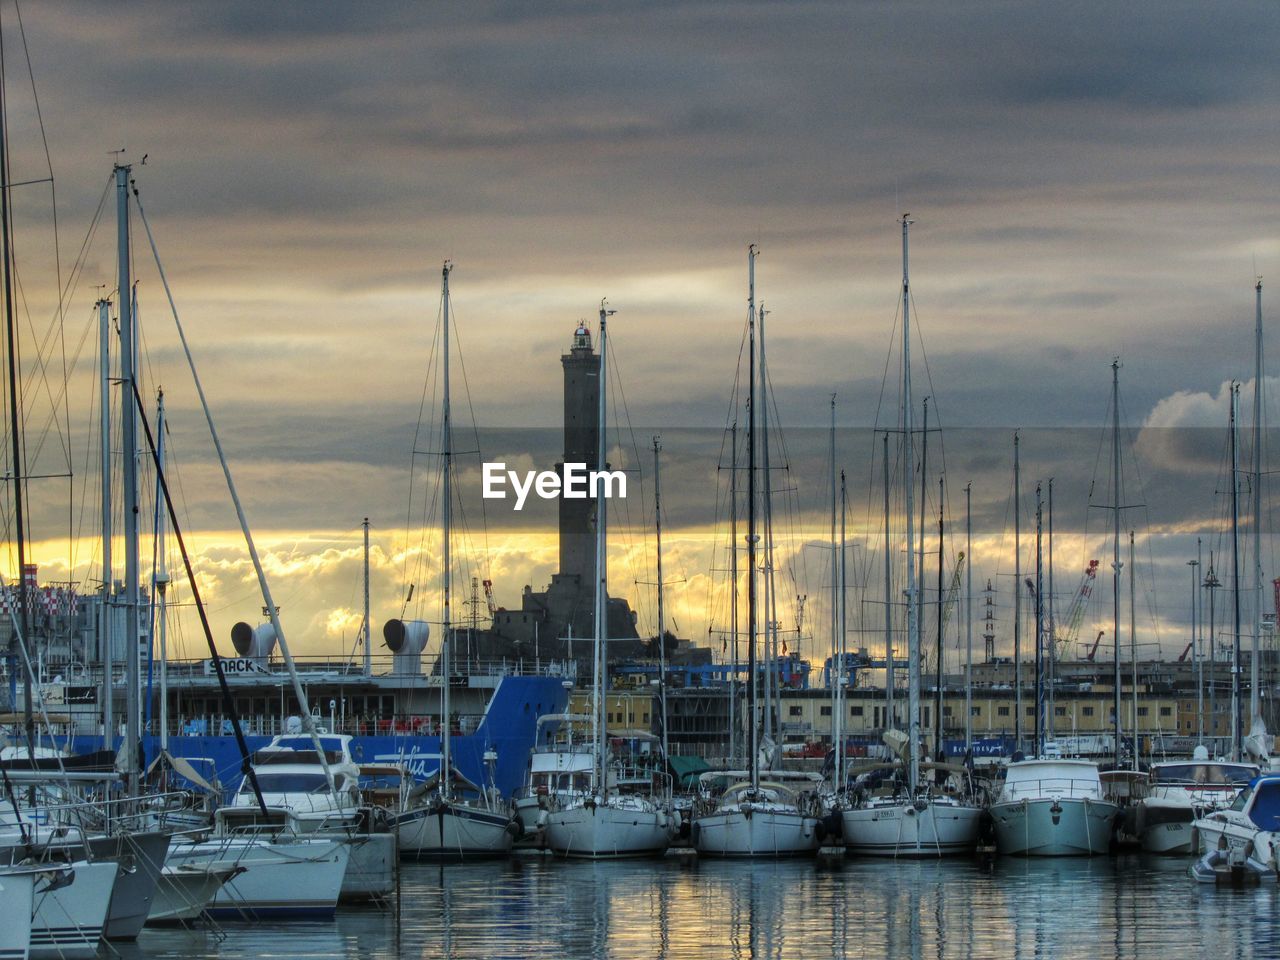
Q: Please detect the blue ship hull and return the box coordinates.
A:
[64,675,569,799]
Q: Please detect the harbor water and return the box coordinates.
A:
[118,854,1279,959]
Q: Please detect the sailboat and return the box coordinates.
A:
[388,262,518,859]
[543,302,672,858]
[692,247,823,858]
[990,360,1124,856]
[841,217,982,857]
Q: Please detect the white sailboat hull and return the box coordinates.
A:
[545,798,670,858]
[146,864,239,925]
[394,801,515,859]
[166,835,350,919]
[991,798,1118,856]
[0,870,34,960]
[30,861,116,960]
[693,807,819,858]
[842,800,982,857]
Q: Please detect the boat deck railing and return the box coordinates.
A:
[1002,777,1107,801]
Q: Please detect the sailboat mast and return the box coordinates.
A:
[653,436,670,777]
[1230,381,1242,761]
[760,300,776,747]
[1111,359,1122,769]
[1252,278,1264,727]
[935,475,944,757]
[1047,478,1056,743]
[919,399,929,657]
[594,299,615,794]
[155,391,170,752]
[830,396,838,773]
[746,245,759,789]
[116,163,141,795]
[1129,530,1138,771]
[838,470,847,791]
[965,482,973,750]
[1035,483,1043,757]
[883,431,894,728]
[441,261,453,792]
[1013,432,1022,756]
[0,84,34,757]
[729,422,738,763]
[902,214,920,793]
[98,297,113,742]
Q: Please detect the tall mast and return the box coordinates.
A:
[965,482,973,750]
[1,83,34,757]
[759,299,776,748]
[883,431,894,728]
[1190,544,1202,744]
[594,298,615,793]
[746,246,759,789]
[934,474,944,758]
[1014,432,1022,756]
[98,297,113,742]
[902,214,920,792]
[653,436,670,779]
[1035,482,1043,757]
[1129,529,1138,771]
[363,518,371,677]
[837,469,847,791]
[1047,478,1056,743]
[1206,554,1220,750]
[155,391,170,752]
[441,261,453,792]
[1252,278,1264,727]
[116,163,141,795]
[728,422,738,763]
[829,395,838,773]
[1111,359,1122,769]
[919,398,929,656]
[1230,381,1242,761]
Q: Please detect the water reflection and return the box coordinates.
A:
[120,854,1280,960]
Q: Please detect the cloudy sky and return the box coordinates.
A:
[2,1,1279,667]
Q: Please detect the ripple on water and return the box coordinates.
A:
[120,853,1280,960]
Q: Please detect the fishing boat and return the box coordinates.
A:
[842,218,981,857]
[692,247,821,859]
[544,303,672,859]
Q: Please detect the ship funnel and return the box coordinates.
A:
[230,621,278,659]
[384,618,430,674]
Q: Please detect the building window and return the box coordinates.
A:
[971,706,981,717]
[1137,707,1148,717]
[1160,707,1172,718]
[820,706,832,716]
[789,706,802,717]
[851,706,863,717]
[1083,707,1095,717]
[943,706,952,717]
[643,712,650,723]
[997,706,1010,717]
[1025,706,1034,716]
[1055,707,1066,717]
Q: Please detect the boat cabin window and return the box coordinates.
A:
[252,772,331,794]
[1156,764,1254,786]
[1231,785,1253,812]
